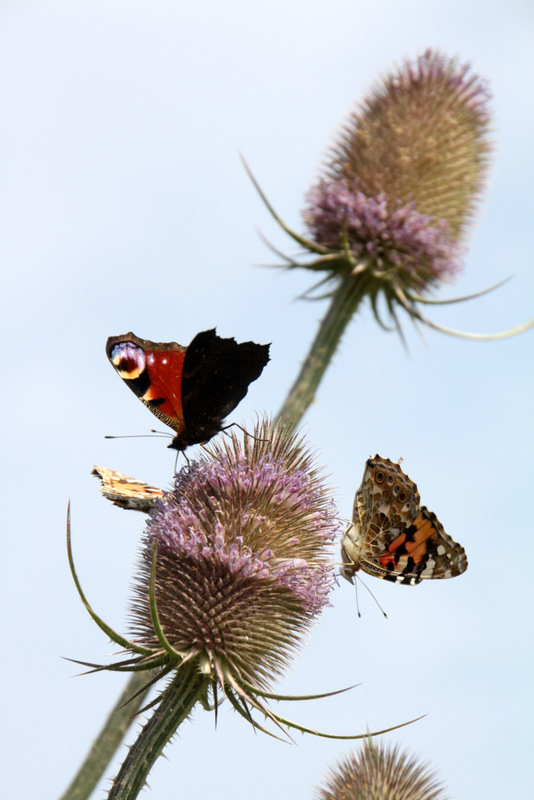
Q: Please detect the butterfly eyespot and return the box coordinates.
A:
[398,491,407,503]
[375,471,385,484]
[393,484,400,494]
[387,475,394,485]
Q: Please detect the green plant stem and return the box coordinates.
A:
[59,671,153,800]
[276,276,365,430]
[107,665,209,800]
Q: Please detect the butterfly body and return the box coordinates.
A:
[106,329,270,451]
[341,455,467,585]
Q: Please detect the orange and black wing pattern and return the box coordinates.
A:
[341,455,467,586]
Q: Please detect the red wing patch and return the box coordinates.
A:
[106,334,187,434]
[106,329,270,452]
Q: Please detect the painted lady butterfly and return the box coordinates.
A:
[341,455,467,585]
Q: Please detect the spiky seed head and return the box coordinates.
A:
[304,49,492,293]
[130,418,338,689]
[315,739,448,800]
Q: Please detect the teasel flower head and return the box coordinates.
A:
[305,49,492,293]
[315,739,448,800]
[130,417,338,691]
[247,49,533,352]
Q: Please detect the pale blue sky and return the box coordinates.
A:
[1,2,533,799]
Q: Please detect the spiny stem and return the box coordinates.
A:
[276,276,367,430]
[108,664,209,800]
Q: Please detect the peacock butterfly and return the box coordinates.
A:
[106,329,270,451]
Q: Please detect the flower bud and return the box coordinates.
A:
[315,740,448,800]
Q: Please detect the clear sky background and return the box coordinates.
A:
[1,2,533,799]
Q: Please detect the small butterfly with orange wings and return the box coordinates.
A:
[341,455,467,586]
[92,466,164,512]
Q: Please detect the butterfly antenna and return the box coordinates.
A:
[150,429,174,440]
[355,575,388,619]
[104,430,173,441]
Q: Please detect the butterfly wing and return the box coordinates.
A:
[367,506,468,585]
[341,455,420,582]
[106,332,188,436]
[342,488,420,583]
[172,328,270,450]
[92,466,164,512]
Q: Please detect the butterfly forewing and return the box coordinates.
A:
[179,329,270,445]
[106,333,187,435]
